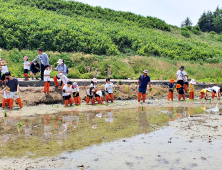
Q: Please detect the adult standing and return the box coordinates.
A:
[52,59,68,87]
[136,69,151,102]
[176,66,187,87]
[31,48,49,81]
[1,72,22,109]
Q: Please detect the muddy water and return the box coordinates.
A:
[0,100,222,169]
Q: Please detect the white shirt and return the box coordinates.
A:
[24,61,30,70]
[44,69,51,81]
[72,85,79,93]
[4,90,10,99]
[61,76,69,85]
[2,66,8,74]
[96,91,103,97]
[87,89,92,96]
[176,70,187,81]
[212,86,220,93]
[105,83,114,93]
[90,83,96,89]
[63,84,72,96]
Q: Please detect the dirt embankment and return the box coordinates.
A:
[0,84,208,107]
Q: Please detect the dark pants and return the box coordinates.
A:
[177,80,184,87]
[41,64,46,80]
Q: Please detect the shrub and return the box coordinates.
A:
[181,27,189,31]
[181,30,191,38]
[205,57,220,63]
[209,31,216,35]
[186,26,192,30]
[218,35,222,42]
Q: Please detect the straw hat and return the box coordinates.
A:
[92,78,97,83]
[1,60,7,65]
[176,84,181,88]
[170,79,175,83]
[190,79,196,84]
[23,56,28,60]
[57,59,63,65]
[143,69,148,74]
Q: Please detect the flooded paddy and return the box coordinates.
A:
[0,100,222,169]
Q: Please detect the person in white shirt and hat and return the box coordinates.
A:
[52,59,68,87]
[72,82,81,105]
[211,86,221,99]
[62,81,74,107]
[59,73,69,91]
[176,66,187,87]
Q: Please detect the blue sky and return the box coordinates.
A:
[76,0,221,26]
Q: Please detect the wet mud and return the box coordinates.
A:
[0,100,222,169]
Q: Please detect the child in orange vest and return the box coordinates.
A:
[44,65,52,94]
[176,84,185,101]
[167,79,174,101]
[0,83,10,109]
[189,79,196,99]
[72,82,81,105]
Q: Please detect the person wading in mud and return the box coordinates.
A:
[1,72,22,109]
[176,66,187,87]
[52,59,68,88]
[30,48,49,81]
[136,69,151,103]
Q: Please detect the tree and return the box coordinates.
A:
[181,17,193,27]
[213,9,222,33]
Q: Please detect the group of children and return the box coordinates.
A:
[168,78,222,101]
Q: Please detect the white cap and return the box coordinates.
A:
[92,78,97,83]
[190,79,196,84]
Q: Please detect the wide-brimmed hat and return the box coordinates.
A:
[190,79,196,84]
[92,78,97,83]
[59,73,64,77]
[170,79,175,83]
[23,56,28,60]
[1,60,7,65]
[180,66,185,69]
[57,59,63,64]
[143,69,148,74]
[176,84,181,88]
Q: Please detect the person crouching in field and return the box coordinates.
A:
[176,84,185,101]
[44,65,52,94]
[30,61,40,80]
[59,73,69,90]
[136,69,151,103]
[95,90,105,104]
[211,86,221,100]
[199,88,211,100]
[63,81,73,107]
[105,78,114,102]
[168,79,175,101]
[23,56,30,81]
[86,87,95,105]
[0,83,10,109]
[72,82,81,106]
[189,79,196,100]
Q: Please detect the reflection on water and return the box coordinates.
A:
[0,102,220,159]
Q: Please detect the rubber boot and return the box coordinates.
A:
[64,100,69,107]
[96,97,101,104]
[53,76,59,87]
[69,97,73,106]
[47,82,50,93]
[142,94,146,102]
[2,98,6,109]
[86,96,90,104]
[77,96,81,105]
[9,99,14,109]
[212,92,215,99]
[106,94,109,102]
[138,92,142,102]
[16,98,23,108]
[110,94,114,102]
[92,98,95,105]
[44,82,47,93]
[74,97,78,105]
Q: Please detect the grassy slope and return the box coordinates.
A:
[0,0,222,82]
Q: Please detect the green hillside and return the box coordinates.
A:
[1,0,222,82]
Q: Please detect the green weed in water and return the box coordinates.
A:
[4,112,7,117]
[17,123,23,127]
